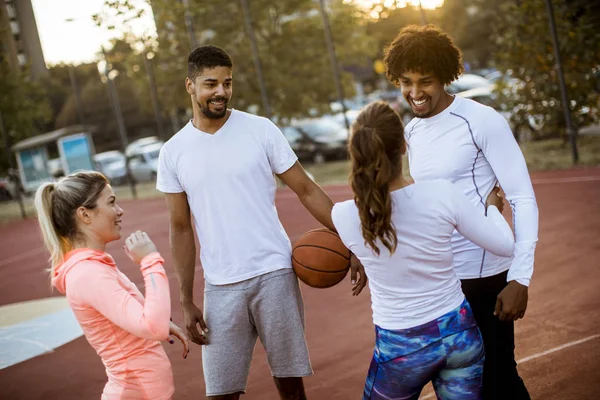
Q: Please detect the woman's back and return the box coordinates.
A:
[332,179,513,330]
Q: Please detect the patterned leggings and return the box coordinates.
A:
[363,300,485,400]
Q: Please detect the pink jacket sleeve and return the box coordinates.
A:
[72,252,171,341]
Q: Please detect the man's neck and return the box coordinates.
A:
[428,92,455,118]
[192,109,231,134]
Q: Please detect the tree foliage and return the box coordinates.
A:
[99,0,377,124]
[52,38,161,151]
[0,61,52,172]
[493,0,600,138]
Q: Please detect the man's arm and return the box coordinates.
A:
[278,161,367,295]
[478,111,539,321]
[164,192,208,344]
[278,161,335,231]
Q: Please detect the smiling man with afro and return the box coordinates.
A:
[382,24,537,400]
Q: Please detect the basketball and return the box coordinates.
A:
[292,228,351,288]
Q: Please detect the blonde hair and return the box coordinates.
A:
[34,171,109,272]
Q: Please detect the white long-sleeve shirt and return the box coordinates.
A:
[332,180,514,330]
[405,96,539,286]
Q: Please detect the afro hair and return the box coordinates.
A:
[384,25,464,86]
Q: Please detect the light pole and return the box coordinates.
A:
[239,0,272,119]
[544,0,578,164]
[181,0,198,49]
[98,53,137,199]
[318,0,350,132]
[0,109,26,218]
[143,51,165,140]
[64,18,86,125]
[418,1,429,25]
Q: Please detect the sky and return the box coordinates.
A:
[348,0,445,13]
[31,0,157,66]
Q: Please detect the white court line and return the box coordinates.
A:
[531,176,600,185]
[419,334,600,400]
[0,247,45,267]
[516,334,600,363]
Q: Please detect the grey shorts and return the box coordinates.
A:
[202,268,313,396]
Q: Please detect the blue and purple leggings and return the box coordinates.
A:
[363,299,485,400]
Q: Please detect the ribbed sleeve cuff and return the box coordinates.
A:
[140,252,165,272]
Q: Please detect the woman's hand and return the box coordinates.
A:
[124,231,158,264]
[167,321,190,359]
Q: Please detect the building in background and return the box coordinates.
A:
[0,0,47,78]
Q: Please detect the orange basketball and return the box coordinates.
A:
[292,228,351,288]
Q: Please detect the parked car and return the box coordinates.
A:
[446,74,491,94]
[94,150,127,185]
[127,142,162,182]
[330,109,361,127]
[457,84,545,141]
[282,118,349,164]
[125,136,164,157]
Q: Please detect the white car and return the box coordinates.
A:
[94,151,127,185]
[127,142,162,182]
[125,136,164,157]
[446,74,491,94]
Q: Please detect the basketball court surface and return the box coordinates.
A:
[0,167,599,399]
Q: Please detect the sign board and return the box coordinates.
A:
[16,147,51,193]
[57,133,96,175]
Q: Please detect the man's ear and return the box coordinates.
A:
[185,77,195,95]
[401,141,407,155]
[76,206,92,225]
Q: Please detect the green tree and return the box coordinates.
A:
[100,0,377,124]
[493,0,600,139]
[54,38,160,152]
[0,61,52,172]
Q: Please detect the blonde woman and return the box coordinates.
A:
[35,171,189,399]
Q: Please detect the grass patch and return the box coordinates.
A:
[521,135,600,171]
[0,200,35,225]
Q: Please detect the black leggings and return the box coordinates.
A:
[461,271,531,400]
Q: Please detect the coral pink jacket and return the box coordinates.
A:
[53,249,174,399]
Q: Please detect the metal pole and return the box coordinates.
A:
[101,50,138,199]
[181,0,198,49]
[239,0,272,119]
[0,110,26,218]
[143,52,165,140]
[418,1,429,25]
[318,0,350,132]
[68,66,85,125]
[544,0,578,164]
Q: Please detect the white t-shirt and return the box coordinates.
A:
[156,110,298,285]
[332,180,515,330]
[405,96,539,286]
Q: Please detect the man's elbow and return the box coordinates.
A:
[170,221,193,237]
[296,180,319,202]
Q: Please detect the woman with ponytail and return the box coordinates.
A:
[34,171,189,399]
[331,102,515,400]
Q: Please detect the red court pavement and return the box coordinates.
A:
[0,167,599,399]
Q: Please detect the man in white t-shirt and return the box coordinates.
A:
[156,45,366,400]
[383,25,539,399]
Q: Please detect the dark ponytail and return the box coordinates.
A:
[349,102,405,255]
